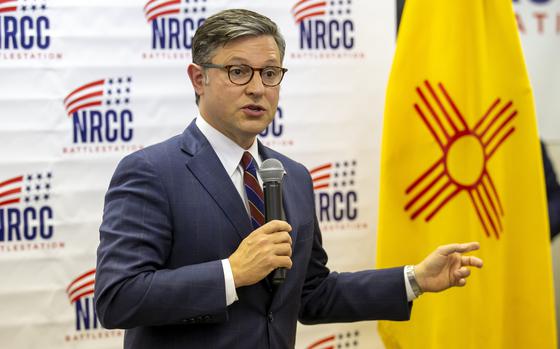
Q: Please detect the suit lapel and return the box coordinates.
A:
[181,121,253,241]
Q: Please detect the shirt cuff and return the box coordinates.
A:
[403,267,417,302]
[221,259,239,306]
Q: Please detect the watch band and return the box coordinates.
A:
[405,265,423,297]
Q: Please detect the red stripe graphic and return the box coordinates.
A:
[306,335,335,349]
[65,91,103,111]
[309,163,332,174]
[0,0,17,13]
[70,289,95,304]
[67,269,96,304]
[0,198,20,207]
[0,175,23,208]
[144,0,181,22]
[293,0,327,23]
[143,0,159,11]
[292,0,313,12]
[68,280,95,299]
[0,6,16,12]
[305,331,360,349]
[294,2,326,18]
[310,163,332,191]
[147,8,180,22]
[64,80,105,104]
[66,269,96,293]
[64,80,105,117]
[145,0,179,18]
[67,101,103,117]
[0,175,23,188]
[0,187,21,199]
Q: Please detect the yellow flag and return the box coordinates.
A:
[376,1,557,348]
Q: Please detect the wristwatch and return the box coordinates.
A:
[405,265,423,297]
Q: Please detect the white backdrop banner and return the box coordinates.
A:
[0,1,556,348]
[0,1,394,348]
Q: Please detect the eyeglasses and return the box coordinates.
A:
[200,63,288,87]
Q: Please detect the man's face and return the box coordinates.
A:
[191,35,282,149]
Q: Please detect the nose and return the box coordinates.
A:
[245,71,265,96]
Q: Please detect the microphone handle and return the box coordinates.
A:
[263,181,286,285]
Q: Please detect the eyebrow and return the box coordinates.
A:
[225,57,281,66]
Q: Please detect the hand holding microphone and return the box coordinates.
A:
[228,158,290,288]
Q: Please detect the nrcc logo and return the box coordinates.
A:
[0,171,61,252]
[62,76,143,155]
[142,0,206,60]
[308,160,367,232]
[64,269,123,342]
[290,0,364,60]
[0,0,62,60]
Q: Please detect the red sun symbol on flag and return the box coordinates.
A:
[404,80,517,239]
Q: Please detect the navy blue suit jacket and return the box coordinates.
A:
[95,120,411,349]
[541,141,560,239]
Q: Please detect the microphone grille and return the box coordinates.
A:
[259,158,285,183]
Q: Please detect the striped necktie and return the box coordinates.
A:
[241,151,265,230]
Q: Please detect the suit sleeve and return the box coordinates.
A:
[297,170,412,324]
[95,150,227,329]
[541,141,560,239]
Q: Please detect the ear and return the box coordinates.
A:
[187,64,205,97]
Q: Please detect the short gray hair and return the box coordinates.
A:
[191,9,286,103]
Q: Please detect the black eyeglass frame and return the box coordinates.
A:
[200,63,288,87]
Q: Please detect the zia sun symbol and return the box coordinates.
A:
[404,80,517,239]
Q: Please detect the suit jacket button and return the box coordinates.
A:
[267,312,273,323]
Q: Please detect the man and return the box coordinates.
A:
[95,9,483,349]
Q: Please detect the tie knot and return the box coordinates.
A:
[241,151,256,171]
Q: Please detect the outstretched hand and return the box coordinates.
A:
[414,242,483,293]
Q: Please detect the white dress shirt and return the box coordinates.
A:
[196,116,261,305]
[195,116,417,306]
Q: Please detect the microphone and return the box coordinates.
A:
[259,158,287,285]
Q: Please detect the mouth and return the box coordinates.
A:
[241,104,267,117]
[242,104,266,112]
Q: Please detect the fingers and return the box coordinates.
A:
[461,255,483,268]
[275,256,293,269]
[453,267,471,287]
[270,231,292,245]
[273,242,292,257]
[261,220,292,234]
[454,267,471,278]
[437,242,480,256]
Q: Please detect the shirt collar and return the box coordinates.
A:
[196,116,261,177]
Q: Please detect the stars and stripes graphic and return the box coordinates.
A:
[405,80,516,238]
[66,269,96,304]
[305,330,359,349]
[143,0,207,22]
[63,77,132,117]
[309,160,357,191]
[0,172,52,207]
[0,0,47,14]
[292,0,352,24]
